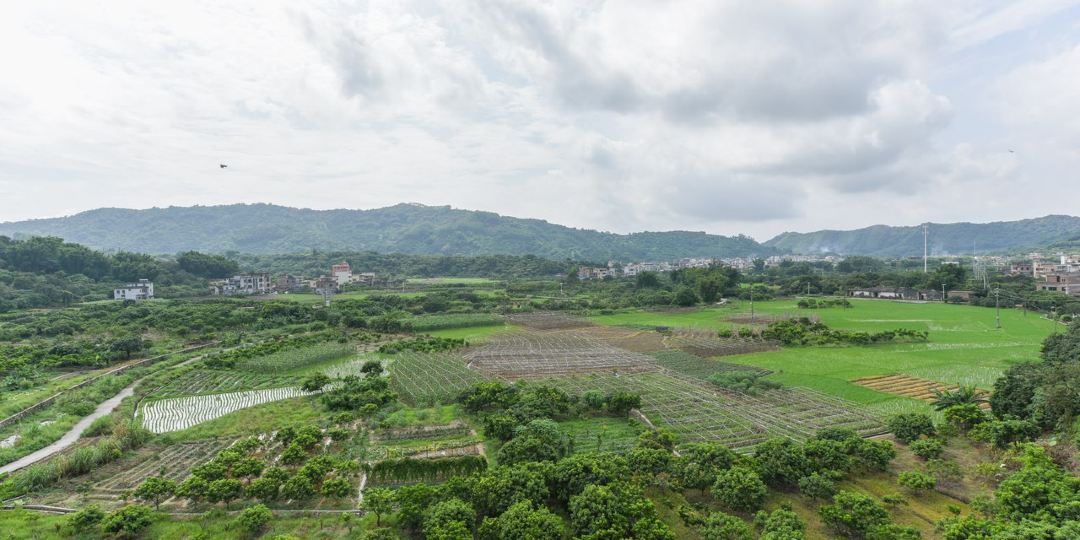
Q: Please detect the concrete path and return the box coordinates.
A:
[0,384,135,475]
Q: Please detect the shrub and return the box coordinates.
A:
[819,491,889,537]
[754,507,806,540]
[886,413,936,444]
[713,466,767,512]
[67,504,105,534]
[702,511,752,540]
[942,404,988,431]
[798,472,838,499]
[909,438,945,460]
[322,478,352,499]
[897,471,936,492]
[236,504,273,535]
[101,504,155,538]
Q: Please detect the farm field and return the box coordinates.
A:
[149,369,306,398]
[141,387,318,433]
[591,299,1054,411]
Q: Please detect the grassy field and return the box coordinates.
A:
[425,324,510,342]
[560,416,644,454]
[406,277,500,285]
[590,299,1055,410]
[161,395,324,443]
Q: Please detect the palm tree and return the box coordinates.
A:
[931,385,988,411]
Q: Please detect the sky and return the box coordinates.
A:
[1,1,1079,241]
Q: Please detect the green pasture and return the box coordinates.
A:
[590,299,1056,408]
[425,324,510,342]
[406,277,499,285]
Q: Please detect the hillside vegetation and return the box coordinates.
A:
[0,203,776,259]
[764,214,1080,256]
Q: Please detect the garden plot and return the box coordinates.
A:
[664,329,779,358]
[88,438,234,502]
[464,330,659,379]
[545,372,883,453]
[725,313,819,325]
[648,350,771,381]
[389,352,492,406]
[151,369,306,398]
[140,387,319,433]
[324,355,385,379]
[504,312,593,330]
[853,374,991,410]
[574,325,667,353]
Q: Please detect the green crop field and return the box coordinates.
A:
[406,277,500,285]
[591,299,1056,411]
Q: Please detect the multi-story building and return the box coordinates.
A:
[331,261,352,286]
[114,279,154,300]
[210,273,272,296]
[274,274,302,292]
[1037,274,1080,297]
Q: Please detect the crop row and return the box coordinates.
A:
[463,330,659,378]
[648,350,771,381]
[140,387,318,433]
[151,369,306,398]
[234,342,356,374]
[664,330,779,358]
[93,438,234,493]
[388,353,492,406]
[503,311,592,330]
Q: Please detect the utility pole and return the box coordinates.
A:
[995,289,1001,329]
[807,282,811,296]
[942,283,946,303]
[923,224,929,274]
[750,284,755,325]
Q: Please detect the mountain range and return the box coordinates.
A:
[763,215,1080,257]
[0,204,774,260]
[2,205,1079,259]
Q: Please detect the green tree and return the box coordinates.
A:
[909,438,945,460]
[712,466,767,512]
[207,478,244,508]
[176,476,209,502]
[361,359,385,377]
[363,487,398,526]
[132,476,176,509]
[322,478,352,500]
[886,413,936,444]
[798,472,838,500]
[101,504,155,539]
[236,504,273,535]
[673,287,699,307]
[301,373,332,392]
[246,476,282,502]
[177,251,239,278]
[424,498,476,537]
[281,475,316,501]
[478,501,566,540]
[897,471,936,493]
[819,491,890,537]
[931,385,987,411]
[67,504,105,535]
[754,437,811,487]
[702,511,752,540]
[755,507,806,540]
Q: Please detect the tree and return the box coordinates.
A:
[322,478,352,499]
[605,391,642,416]
[478,501,566,540]
[236,504,273,535]
[424,498,476,537]
[497,419,570,465]
[754,437,811,487]
[361,359,385,377]
[886,413,936,444]
[932,385,987,411]
[301,373,332,392]
[281,475,316,501]
[942,403,987,431]
[897,471,936,493]
[798,472,838,500]
[636,272,662,289]
[132,476,176,509]
[101,504,155,538]
[247,477,282,502]
[908,438,944,460]
[233,457,264,478]
[990,363,1044,420]
[702,511,752,540]
[569,483,667,539]
[818,491,890,537]
[207,478,244,508]
[673,287,699,307]
[108,335,145,361]
[177,251,238,278]
[176,476,209,502]
[363,487,397,526]
[67,504,105,534]
[712,466,767,512]
[755,507,806,540]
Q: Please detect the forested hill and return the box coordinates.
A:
[0,204,776,259]
[764,215,1080,256]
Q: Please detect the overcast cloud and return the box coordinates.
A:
[1,0,1078,240]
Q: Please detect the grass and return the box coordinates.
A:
[407,277,499,285]
[424,324,510,342]
[160,395,324,443]
[379,405,463,428]
[591,299,1055,405]
[560,416,644,454]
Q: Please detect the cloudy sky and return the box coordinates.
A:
[1,1,1079,240]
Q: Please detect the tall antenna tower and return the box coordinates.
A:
[923,224,929,273]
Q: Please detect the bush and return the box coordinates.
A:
[943,403,987,431]
[886,413,936,444]
[702,511,752,540]
[969,418,1040,449]
[798,472,838,499]
[712,466,767,512]
[236,504,273,535]
[909,438,945,460]
[101,504,155,538]
[897,471,936,492]
[819,491,889,537]
[67,504,105,534]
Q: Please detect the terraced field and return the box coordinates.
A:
[88,439,234,503]
[389,353,492,406]
[150,369,306,398]
[463,330,657,378]
[853,374,991,410]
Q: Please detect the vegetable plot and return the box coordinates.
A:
[140,387,318,433]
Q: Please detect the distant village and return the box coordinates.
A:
[112,252,1080,302]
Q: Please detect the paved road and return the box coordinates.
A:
[0,384,135,475]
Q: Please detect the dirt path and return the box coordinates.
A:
[0,384,135,474]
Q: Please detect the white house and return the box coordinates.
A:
[210,274,272,296]
[114,279,154,300]
[331,261,352,286]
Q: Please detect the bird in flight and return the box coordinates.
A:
[220,164,228,168]
[1008,150,1015,153]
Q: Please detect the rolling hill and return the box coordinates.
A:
[0,204,776,260]
[764,215,1080,256]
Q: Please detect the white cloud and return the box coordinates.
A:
[0,1,1078,240]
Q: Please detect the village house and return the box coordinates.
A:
[1037,274,1080,297]
[114,279,154,300]
[210,273,272,296]
[331,261,352,286]
[274,274,302,292]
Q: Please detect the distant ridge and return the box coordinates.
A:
[763,215,1080,256]
[0,203,775,260]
